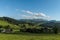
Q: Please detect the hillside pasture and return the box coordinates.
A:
[0,33,60,40]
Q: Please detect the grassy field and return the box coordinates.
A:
[0,32,60,40]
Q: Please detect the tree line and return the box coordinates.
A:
[0,24,58,34]
[20,25,58,34]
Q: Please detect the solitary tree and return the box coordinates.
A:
[0,25,2,32]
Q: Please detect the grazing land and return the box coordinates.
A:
[0,33,60,40]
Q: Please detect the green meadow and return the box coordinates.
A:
[0,33,60,40]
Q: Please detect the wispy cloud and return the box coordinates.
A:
[21,10,51,19]
[34,13,50,18]
[22,10,33,15]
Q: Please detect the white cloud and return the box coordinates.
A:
[21,15,32,19]
[34,13,46,17]
[39,13,46,17]
[22,10,51,20]
[22,10,33,15]
[34,13,50,18]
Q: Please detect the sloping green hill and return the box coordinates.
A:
[0,20,19,30]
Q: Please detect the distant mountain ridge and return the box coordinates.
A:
[0,17,58,24]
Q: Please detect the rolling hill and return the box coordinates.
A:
[0,17,19,29]
[0,16,60,29]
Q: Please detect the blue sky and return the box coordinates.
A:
[0,0,60,20]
